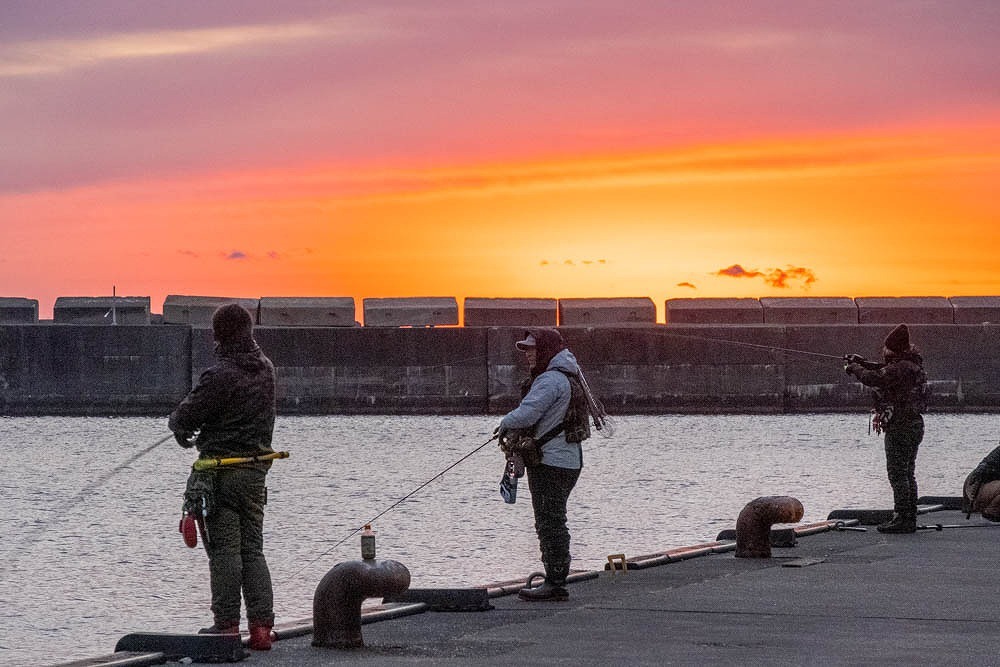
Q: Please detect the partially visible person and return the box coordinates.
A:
[497,328,591,601]
[169,304,277,650]
[963,443,1000,521]
[845,323,928,534]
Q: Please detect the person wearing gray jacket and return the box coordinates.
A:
[499,328,587,601]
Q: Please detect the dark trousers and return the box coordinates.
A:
[884,416,924,518]
[526,464,581,568]
[204,467,274,624]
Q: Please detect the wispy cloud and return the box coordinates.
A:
[716,263,816,288]
[676,281,697,289]
[138,128,995,210]
[540,258,607,268]
[226,250,248,260]
[0,18,376,78]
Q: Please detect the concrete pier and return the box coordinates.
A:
[61,504,1000,666]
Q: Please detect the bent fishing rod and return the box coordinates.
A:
[284,431,499,582]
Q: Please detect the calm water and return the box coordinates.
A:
[0,413,995,666]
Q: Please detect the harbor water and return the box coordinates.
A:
[1,413,996,666]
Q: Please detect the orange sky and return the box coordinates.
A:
[3,122,998,321]
[1,4,999,321]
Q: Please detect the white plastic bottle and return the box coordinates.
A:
[361,523,376,560]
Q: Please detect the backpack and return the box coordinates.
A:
[558,370,592,443]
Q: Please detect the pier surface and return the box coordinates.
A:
[66,507,1000,666]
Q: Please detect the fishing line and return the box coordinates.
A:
[658,329,845,361]
[282,432,499,583]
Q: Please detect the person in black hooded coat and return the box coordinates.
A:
[845,323,928,533]
[169,304,277,650]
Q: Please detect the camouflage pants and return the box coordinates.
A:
[884,416,924,518]
[526,464,581,569]
[204,467,274,625]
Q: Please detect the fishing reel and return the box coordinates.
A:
[497,428,541,468]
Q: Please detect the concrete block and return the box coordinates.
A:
[558,298,657,326]
[760,297,858,324]
[0,297,38,323]
[463,297,557,327]
[259,297,357,327]
[949,296,1000,324]
[53,296,151,325]
[163,295,260,326]
[856,297,953,324]
[666,298,763,325]
[362,297,458,327]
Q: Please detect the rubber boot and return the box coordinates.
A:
[198,620,240,635]
[877,513,917,534]
[518,563,569,602]
[248,620,273,651]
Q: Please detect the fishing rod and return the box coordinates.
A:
[62,432,175,509]
[20,431,176,554]
[918,522,1000,531]
[658,329,845,361]
[283,432,499,582]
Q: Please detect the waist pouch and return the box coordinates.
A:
[183,468,216,518]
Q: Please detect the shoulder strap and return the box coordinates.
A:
[529,369,575,445]
[535,423,565,446]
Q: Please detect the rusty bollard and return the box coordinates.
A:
[312,559,411,648]
[735,496,804,558]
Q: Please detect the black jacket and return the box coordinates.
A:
[847,350,927,424]
[169,341,276,465]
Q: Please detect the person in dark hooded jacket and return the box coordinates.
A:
[498,328,587,601]
[962,443,1000,521]
[845,323,928,534]
[169,304,277,650]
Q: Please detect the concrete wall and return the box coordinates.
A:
[0,324,190,415]
[2,323,997,416]
[190,326,490,414]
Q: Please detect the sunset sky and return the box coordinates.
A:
[2,2,998,321]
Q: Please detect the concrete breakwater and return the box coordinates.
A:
[0,322,997,416]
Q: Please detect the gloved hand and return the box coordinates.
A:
[174,431,196,448]
[844,363,862,377]
[964,468,984,518]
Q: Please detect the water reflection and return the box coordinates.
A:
[0,414,993,666]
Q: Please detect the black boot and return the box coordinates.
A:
[877,513,916,534]
[518,563,569,601]
[198,620,240,634]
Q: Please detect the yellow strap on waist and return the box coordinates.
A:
[193,451,289,471]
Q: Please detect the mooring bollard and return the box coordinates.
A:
[312,559,411,649]
[735,495,804,558]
